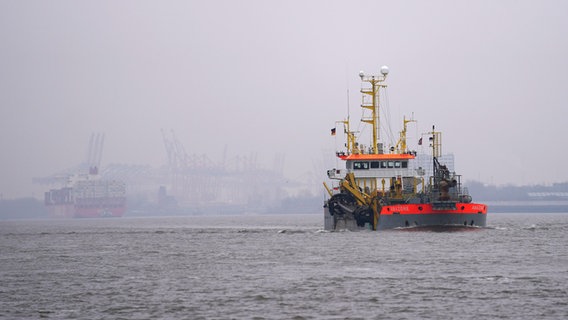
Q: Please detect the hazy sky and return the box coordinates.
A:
[1,1,568,198]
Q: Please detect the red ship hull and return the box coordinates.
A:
[45,180,126,218]
[46,201,126,218]
[324,202,488,231]
[376,203,487,229]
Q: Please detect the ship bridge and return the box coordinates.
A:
[335,153,418,194]
[342,153,415,177]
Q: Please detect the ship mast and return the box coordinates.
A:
[430,126,442,159]
[395,115,416,154]
[359,66,389,154]
[337,120,359,155]
[429,125,443,181]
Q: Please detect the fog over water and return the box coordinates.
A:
[1,1,568,198]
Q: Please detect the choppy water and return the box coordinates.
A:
[1,213,567,319]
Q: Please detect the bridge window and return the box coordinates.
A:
[353,161,369,170]
[380,161,387,168]
[394,161,401,168]
[402,161,408,168]
[387,161,394,168]
[370,161,380,169]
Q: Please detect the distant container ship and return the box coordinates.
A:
[44,167,126,218]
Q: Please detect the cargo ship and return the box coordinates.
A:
[44,167,126,218]
[323,66,487,230]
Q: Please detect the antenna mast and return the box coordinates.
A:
[359,66,389,154]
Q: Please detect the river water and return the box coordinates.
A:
[1,213,567,319]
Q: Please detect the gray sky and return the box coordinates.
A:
[1,0,568,198]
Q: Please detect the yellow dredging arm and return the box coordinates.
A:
[322,182,333,197]
[340,172,382,230]
[340,173,370,205]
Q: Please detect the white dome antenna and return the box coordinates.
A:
[380,66,389,76]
